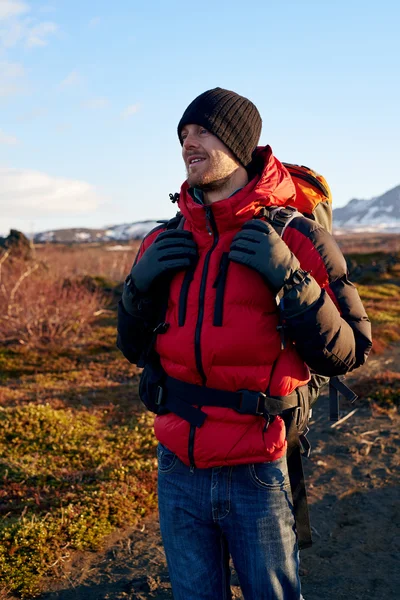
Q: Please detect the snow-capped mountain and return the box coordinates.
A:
[33,220,161,243]
[31,184,400,242]
[333,185,400,233]
[104,221,161,240]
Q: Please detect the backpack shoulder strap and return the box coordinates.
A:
[257,206,302,237]
[157,211,186,231]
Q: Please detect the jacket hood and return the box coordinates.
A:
[177,145,296,233]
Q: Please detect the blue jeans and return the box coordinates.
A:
[157,443,302,600]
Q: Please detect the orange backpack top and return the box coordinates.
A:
[282,163,333,233]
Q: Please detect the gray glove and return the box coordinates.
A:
[228,220,301,294]
[130,229,198,293]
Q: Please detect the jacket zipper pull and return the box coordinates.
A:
[205,206,212,236]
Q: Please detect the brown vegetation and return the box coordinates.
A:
[334,232,400,254]
[0,240,141,350]
[33,243,140,282]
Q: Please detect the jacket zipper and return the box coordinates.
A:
[188,205,219,468]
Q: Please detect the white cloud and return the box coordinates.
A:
[88,16,100,28]
[38,5,56,13]
[16,107,47,122]
[0,3,58,100]
[0,19,25,47]
[0,167,101,231]
[121,103,140,119]
[0,0,29,21]
[0,2,57,48]
[0,59,24,78]
[0,129,18,144]
[0,59,25,96]
[55,122,71,133]
[25,20,58,47]
[60,70,82,88]
[82,96,109,110]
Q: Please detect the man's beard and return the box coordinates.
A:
[194,174,234,192]
[186,155,237,190]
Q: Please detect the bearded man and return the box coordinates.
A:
[117,88,372,600]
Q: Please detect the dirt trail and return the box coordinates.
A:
[40,350,400,600]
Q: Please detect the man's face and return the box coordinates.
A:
[181,124,240,189]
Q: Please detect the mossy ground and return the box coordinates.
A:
[0,312,157,598]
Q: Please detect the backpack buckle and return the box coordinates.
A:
[273,206,297,228]
[237,390,267,416]
[155,385,165,407]
[299,432,311,458]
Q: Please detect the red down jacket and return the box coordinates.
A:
[121,146,372,469]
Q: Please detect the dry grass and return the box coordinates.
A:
[33,242,140,282]
[1,278,105,348]
[334,232,400,254]
[0,242,143,349]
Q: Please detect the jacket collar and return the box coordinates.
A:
[189,186,243,205]
[177,146,296,234]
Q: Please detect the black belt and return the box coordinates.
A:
[157,376,302,428]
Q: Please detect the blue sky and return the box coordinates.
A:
[0,0,399,235]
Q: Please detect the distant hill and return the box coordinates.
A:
[33,220,161,243]
[31,184,400,243]
[333,185,400,233]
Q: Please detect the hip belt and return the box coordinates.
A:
[156,375,305,429]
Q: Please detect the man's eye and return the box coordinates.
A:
[200,128,208,134]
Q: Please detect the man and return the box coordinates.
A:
[117,88,372,599]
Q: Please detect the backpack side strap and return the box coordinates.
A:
[329,376,358,421]
[285,415,312,549]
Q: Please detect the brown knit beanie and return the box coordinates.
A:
[177,87,262,167]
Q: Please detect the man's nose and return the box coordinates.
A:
[182,133,199,150]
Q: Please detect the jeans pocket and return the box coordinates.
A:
[248,456,290,491]
[157,443,178,473]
